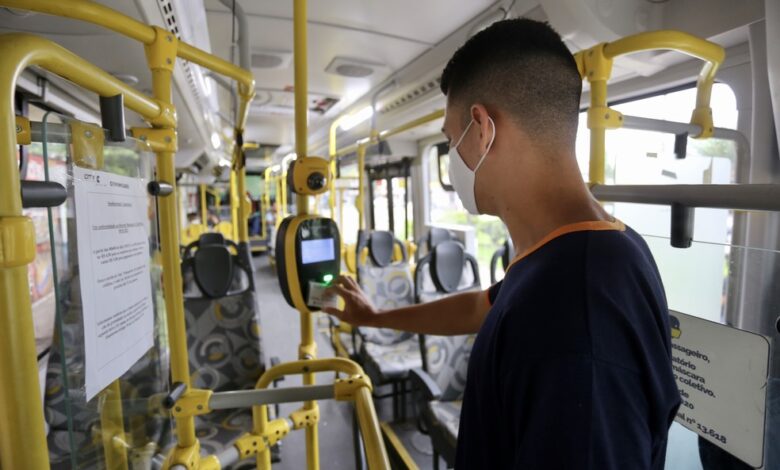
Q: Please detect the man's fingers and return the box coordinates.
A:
[325,284,351,299]
[323,307,345,317]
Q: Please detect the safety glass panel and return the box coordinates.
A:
[36,112,172,469]
[612,201,778,469]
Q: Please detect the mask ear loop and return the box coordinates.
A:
[451,119,474,151]
[473,117,496,172]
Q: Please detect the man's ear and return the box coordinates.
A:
[470,104,494,152]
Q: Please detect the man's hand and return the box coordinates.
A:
[324,275,378,326]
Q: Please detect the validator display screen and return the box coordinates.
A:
[300,238,336,264]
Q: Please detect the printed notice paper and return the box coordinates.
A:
[670,311,770,468]
[73,166,154,400]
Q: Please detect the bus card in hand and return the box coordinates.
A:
[308,281,339,310]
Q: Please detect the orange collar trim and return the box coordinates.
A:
[505,219,626,273]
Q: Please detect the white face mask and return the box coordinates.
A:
[448,116,496,214]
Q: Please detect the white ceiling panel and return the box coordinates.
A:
[204,11,427,98]
[205,0,494,45]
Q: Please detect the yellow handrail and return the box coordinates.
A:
[574,30,724,184]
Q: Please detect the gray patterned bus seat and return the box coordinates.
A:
[353,231,421,385]
[412,240,481,467]
[180,235,267,449]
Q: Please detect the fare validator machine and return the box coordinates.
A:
[275,156,340,310]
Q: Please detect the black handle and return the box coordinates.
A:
[163,382,187,409]
[147,181,173,197]
[100,94,126,142]
[21,180,67,208]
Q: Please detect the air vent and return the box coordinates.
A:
[251,50,293,69]
[380,78,441,113]
[325,57,387,78]
[335,64,373,78]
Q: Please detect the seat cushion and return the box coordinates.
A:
[427,400,462,447]
[361,338,423,381]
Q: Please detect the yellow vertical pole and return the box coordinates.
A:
[235,143,249,243]
[357,144,366,230]
[262,168,271,240]
[588,79,607,185]
[230,168,238,241]
[280,171,288,218]
[328,116,347,219]
[199,183,207,225]
[293,0,319,468]
[0,47,50,470]
[145,27,197,451]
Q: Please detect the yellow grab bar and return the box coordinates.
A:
[603,30,724,131]
[574,30,724,184]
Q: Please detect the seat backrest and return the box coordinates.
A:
[182,237,263,392]
[428,227,453,252]
[415,240,481,401]
[489,238,515,284]
[356,230,415,345]
[415,240,480,303]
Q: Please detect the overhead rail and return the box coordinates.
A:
[0,0,255,130]
[574,30,725,185]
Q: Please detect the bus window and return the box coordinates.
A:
[337,162,360,245]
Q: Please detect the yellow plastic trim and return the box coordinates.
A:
[14,115,30,145]
[144,26,177,72]
[0,216,35,268]
[587,106,624,130]
[70,120,105,169]
[170,388,212,418]
[130,127,177,153]
[290,403,320,430]
[282,215,315,313]
[334,374,373,401]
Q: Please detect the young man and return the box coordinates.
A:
[326,18,680,469]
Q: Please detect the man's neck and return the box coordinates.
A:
[498,178,611,258]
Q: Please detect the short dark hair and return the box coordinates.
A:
[441,18,582,145]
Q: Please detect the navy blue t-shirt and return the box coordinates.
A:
[456,222,681,469]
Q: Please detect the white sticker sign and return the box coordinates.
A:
[73,166,155,400]
[670,310,770,467]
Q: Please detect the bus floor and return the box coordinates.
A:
[254,256,446,470]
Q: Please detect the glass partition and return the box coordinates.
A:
[35,112,173,469]
[611,201,778,469]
